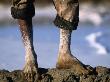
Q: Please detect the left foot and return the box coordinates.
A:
[56,52,90,75]
[23,61,39,82]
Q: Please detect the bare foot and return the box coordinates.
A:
[56,52,90,75]
[23,62,39,82]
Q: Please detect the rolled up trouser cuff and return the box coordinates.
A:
[54,15,79,30]
[11,4,35,19]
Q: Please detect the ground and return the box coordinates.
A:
[0,66,110,82]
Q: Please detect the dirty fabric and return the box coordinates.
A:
[11,0,79,30]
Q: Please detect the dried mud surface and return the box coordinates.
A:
[0,66,110,82]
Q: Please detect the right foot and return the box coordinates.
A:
[56,52,91,75]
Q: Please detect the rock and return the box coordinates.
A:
[95,66,110,76]
[80,75,96,82]
[0,66,110,82]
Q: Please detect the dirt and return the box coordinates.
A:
[0,66,110,82]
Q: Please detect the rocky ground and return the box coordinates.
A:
[0,66,110,82]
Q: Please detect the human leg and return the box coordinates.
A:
[11,0,38,80]
[18,19,38,80]
[53,0,89,75]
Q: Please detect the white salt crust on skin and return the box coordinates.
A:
[22,35,38,74]
[59,29,71,54]
[19,21,36,64]
[23,35,36,63]
[19,21,36,63]
[58,29,79,62]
